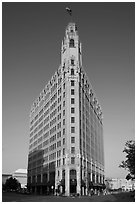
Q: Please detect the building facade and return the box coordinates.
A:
[27,22,105,196]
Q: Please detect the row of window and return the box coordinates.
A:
[56,156,76,167]
[38,122,43,130]
[50,117,56,127]
[44,101,50,111]
[58,96,61,103]
[49,143,56,151]
[29,146,76,167]
[46,148,66,161]
[50,84,57,96]
[31,108,63,135]
[30,79,74,123]
[30,79,75,127]
[30,109,66,139]
[30,132,75,149]
[50,100,57,111]
[50,125,56,135]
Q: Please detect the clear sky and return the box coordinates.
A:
[2,2,135,178]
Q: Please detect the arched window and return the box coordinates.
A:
[69,39,74,47]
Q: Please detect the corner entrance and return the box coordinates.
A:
[70,169,77,194]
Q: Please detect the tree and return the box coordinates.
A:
[4,177,21,191]
[119,140,135,180]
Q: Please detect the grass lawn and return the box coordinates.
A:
[2,191,135,202]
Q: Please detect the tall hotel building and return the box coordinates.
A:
[27,22,105,196]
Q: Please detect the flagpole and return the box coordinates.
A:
[71,13,73,23]
[66,7,73,22]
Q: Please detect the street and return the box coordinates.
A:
[2,191,135,202]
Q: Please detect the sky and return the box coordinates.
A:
[2,2,135,179]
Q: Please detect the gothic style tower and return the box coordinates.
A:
[28,22,105,196]
[61,22,82,70]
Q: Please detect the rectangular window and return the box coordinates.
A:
[63,128,65,135]
[71,69,74,75]
[71,89,75,95]
[70,39,74,48]
[71,147,75,154]
[63,83,65,89]
[63,148,65,155]
[63,119,65,125]
[71,137,75,143]
[63,158,65,165]
[71,107,75,113]
[63,101,65,107]
[71,117,75,123]
[59,159,61,167]
[71,59,74,65]
[57,141,59,147]
[57,131,61,138]
[63,110,65,116]
[63,138,65,145]
[71,157,75,164]
[71,98,75,104]
[71,127,75,133]
[63,92,65,98]
[63,72,65,79]
[71,80,75,86]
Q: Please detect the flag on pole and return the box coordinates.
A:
[66,7,72,16]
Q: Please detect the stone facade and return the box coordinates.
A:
[27,22,105,196]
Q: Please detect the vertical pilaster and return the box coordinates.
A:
[82,156,84,195]
[47,171,49,193]
[85,158,88,195]
[59,169,63,193]
[55,168,58,195]
[76,166,81,195]
[65,167,70,196]
[91,159,93,182]
[94,162,97,183]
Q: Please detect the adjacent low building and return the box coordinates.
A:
[12,169,27,188]
[2,169,27,189]
[105,178,135,191]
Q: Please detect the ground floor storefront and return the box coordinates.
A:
[28,167,105,196]
[28,181,105,196]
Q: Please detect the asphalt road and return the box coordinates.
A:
[2,191,135,202]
